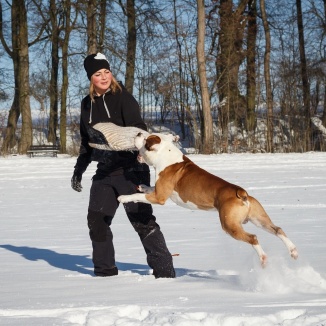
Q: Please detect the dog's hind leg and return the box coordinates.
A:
[247,196,298,260]
[219,205,268,267]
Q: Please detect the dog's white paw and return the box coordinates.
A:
[260,254,268,268]
[290,247,298,260]
[137,184,154,194]
[118,195,131,204]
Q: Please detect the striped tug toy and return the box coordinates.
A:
[88,122,149,151]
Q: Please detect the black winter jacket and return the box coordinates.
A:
[74,85,149,177]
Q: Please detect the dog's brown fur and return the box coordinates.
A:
[119,134,298,266]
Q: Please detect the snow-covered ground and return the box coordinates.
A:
[0,152,326,325]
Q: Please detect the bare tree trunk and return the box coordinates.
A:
[296,0,311,151]
[87,0,97,54]
[323,83,326,126]
[125,0,136,94]
[246,0,257,139]
[98,0,107,53]
[197,0,214,154]
[60,0,73,153]
[47,0,60,144]
[18,0,32,153]
[260,0,273,152]
[187,47,203,152]
[173,0,185,140]
[1,0,32,154]
[217,0,249,144]
[0,1,20,151]
[323,0,326,126]
[2,95,19,151]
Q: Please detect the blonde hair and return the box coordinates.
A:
[89,75,122,102]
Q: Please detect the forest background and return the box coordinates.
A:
[0,0,326,155]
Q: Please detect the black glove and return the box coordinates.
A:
[71,172,83,192]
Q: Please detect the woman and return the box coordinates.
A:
[71,53,175,278]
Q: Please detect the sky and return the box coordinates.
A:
[0,151,326,325]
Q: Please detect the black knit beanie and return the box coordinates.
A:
[84,53,111,80]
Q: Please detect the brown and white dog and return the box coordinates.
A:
[118,133,298,267]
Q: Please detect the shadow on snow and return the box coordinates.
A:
[0,244,150,276]
[0,244,240,282]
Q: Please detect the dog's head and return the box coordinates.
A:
[135,132,181,168]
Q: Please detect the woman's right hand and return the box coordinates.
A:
[71,172,83,192]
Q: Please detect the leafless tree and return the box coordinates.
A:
[87,0,97,53]
[47,0,62,144]
[216,0,249,145]
[60,0,77,153]
[296,0,311,151]
[123,0,137,94]
[0,0,33,154]
[260,0,273,152]
[246,0,257,141]
[196,0,214,153]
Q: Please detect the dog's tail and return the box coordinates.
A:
[236,188,249,207]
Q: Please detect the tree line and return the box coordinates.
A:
[0,0,325,155]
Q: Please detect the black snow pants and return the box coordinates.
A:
[87,169,175,278]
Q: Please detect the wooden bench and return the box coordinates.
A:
[27,145,60,157]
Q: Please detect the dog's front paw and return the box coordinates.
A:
[118,195,132,204]
[137,184,154,194]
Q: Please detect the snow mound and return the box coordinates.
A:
[239,256,326,294]
[2,305,324,326]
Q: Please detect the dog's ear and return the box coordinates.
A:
[164,134,179,142]
[156,133,179,143]
[145,135,161,151]
[173,135,180,142]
